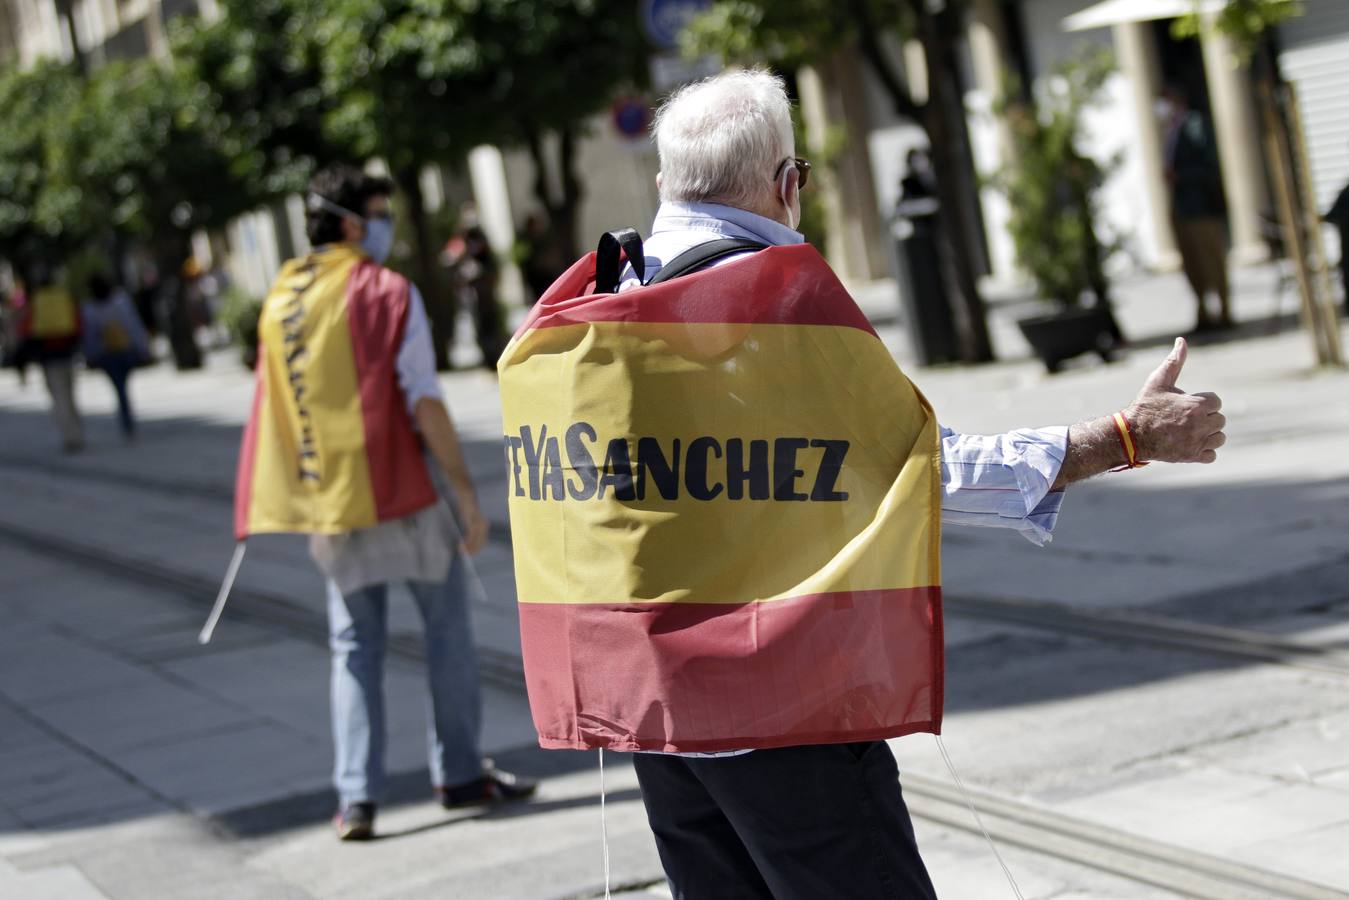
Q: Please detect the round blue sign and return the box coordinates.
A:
[641,0,711,50]
[612,98,653,139]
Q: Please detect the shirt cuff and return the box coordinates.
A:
[1001,426,1068,545]
[939,425,1069,546]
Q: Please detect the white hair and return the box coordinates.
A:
[653,68,795,209]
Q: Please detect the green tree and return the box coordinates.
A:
[0,62,86,279]
[172,0,344,200]
[688,0,995,362]
[48,59,261,262]
[316,0,647,366]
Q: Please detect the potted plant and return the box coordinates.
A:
[218,286,263,369]
[997,49,1125,373]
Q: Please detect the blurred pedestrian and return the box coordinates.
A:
[1,280,31,386]
[166,257,203,370]
[443,204,506,367]
[81,274,150,440]
[1159,84,1233,332]
[22,265,84,453]
[234,164,535,842]
[132,257,162,337]
[1324,173,1349,316]
[500,70,1228,900]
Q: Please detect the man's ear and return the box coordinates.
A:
[655,172,663,193]
[781,167,800,206]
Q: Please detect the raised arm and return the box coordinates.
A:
[1052,338,1225,490]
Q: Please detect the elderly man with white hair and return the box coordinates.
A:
[502,69,1226,899]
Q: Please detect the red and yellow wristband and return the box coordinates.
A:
[1111,410,1148,471]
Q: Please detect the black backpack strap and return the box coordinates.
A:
[594,228,645,294]
[647,238,768,285]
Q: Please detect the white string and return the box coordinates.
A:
[934,735,1025,900]
[599,747,612,900]
[198,541,247,645]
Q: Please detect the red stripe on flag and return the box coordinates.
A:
[233,353,265,540]
[519,587,943,752]
[345,262,437,523]
[522,244,877,336]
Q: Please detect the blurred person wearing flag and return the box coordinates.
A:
[81,274,150,441]
[21,264,84,453]
[235,164,535,842]
[499,70,1226,899]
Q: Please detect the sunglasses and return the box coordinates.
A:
[772,157,811,189]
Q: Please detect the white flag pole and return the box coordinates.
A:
[198,541,247,645]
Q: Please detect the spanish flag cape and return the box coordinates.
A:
[498,241,944,753]
[234,244,436,539]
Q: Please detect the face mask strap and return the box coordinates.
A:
[306,192,366,223]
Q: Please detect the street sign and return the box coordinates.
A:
[612,97,653,140]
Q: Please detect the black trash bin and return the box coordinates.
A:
[894,199,960,366]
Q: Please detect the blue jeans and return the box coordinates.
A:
[327,554,484,807]
[97,352,137,436]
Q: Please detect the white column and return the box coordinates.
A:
[1200,20,1270,264]
[966,0,1019,281]
[468,145,525,307]
[797,52,887,281]
[1113,21,1181,269]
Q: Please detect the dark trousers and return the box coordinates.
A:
[99,354,136,436]
[633,742,938,900]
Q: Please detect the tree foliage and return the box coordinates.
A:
[0,62,85,271]
[172,0,340,199]
[0,56,253,276]
[1172,0,1303,54]
[51,60,259,245]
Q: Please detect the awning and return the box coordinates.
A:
[1062,0,1224,33]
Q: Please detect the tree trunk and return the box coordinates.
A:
[53,0,87,77]
[156,233,201,370]
[854,0,994,363]
[527,126,583,263]
[917,6,994,363]
[396,165,453,370]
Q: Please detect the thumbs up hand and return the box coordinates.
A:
[1127,338,1226,464]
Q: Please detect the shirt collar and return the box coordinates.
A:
[650,201,805,247]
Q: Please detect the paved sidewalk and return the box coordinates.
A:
[1,261,1347,898]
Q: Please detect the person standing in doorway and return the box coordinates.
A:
[443,204,506,368]
[1160,84,1233,332]
[81,274,150,441]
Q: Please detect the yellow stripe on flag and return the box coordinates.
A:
[246,249,378,534]
[502,321,941,606]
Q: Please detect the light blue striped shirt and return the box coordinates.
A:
[621,201,1069,547]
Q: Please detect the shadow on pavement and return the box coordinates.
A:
[216,749,636,840]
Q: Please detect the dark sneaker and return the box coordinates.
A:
[333,802,376,841]
[437,767,538,809]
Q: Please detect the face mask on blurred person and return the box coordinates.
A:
[362,217,394,263]
[1154,98,1176,122]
